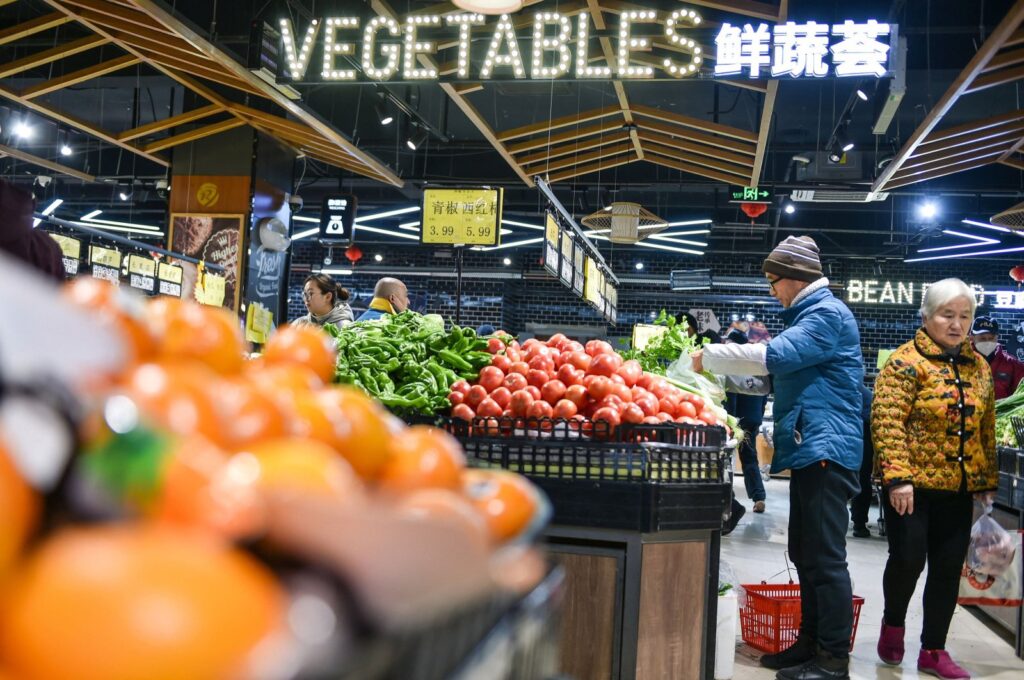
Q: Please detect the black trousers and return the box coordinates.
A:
[849,422,875,526]
[789,461,860,657]
[881,488,973,649]
[738,432,766,502]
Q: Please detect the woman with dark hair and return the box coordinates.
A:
[293,273,353,328]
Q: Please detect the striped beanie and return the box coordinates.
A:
[762,236,823,282]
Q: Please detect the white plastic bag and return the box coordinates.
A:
[967,504,1016,577]
[959,528,1022,607]
[667,359,726,405]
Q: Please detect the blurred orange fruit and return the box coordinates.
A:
[0,525,283,680]
[246,362,324,397]
[63,278,153,366]
[0,437,38,578]
[159,303,245,375]
[215,378,288,448]
[316,387,394,480]
[461,469,540,544]
[122,362,225,445]
[378,426,465,495]
[396,488,489,545]
[262,326,337,383]
[232,437,364,502]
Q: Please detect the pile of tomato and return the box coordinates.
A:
[449,333,724,431]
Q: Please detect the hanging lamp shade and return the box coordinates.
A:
[451,0,524,14]
[991,201,1024,230]
[581,202,668,244]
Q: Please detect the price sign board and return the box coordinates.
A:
[559,230,574,287]
[543,212,559,277]
[632,324,668,351]
[89,245,121,284]
[420,188,502,246]
[49,234,81,275]
[245,301,274,344]
[728,185,773,204]
[318,194,356,243]
[157,262,183,297]
[127,255,156,293]
[584,257,601,308]
[195,271,227,307]
[572,242,585,295]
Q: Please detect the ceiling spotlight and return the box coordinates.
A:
[856,88,869,102]
[406,127,428,151]
[917,201,938,220]
[374,253,383,262]
[841,140,855,152]
[59,144,72,156]
[12,121,33,139]
[635,262,644,270]
[828,146,844,163]
[375,101,393,126]
[784,203,796,214]
[502,257,512,266]
[118,188,131,201]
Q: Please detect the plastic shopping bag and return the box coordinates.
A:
[958,504,1021,607]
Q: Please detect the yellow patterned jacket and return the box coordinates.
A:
[872,328,997,492]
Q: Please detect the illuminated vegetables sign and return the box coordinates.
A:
[276,6,895,83]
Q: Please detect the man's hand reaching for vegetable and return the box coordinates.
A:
[691,349,704,373]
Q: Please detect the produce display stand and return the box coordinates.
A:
[440,417,732,680]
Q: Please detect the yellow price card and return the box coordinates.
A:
[421,188,502,245]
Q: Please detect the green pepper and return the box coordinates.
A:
[425,362,450,391]
[438,349,474,371]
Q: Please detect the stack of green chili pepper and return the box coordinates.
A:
[322,311,495,416]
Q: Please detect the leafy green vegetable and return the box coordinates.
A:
[620,309,704,375]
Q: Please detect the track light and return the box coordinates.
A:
[502,257,511,266]
[856,88,869,102]
[917,201,938,220]
[375,101,393,126]
[784,203,796,214]
[12,121,32,139]
[118,188,131,201]
[828,145,843,163]
[374,253,383,262]
[406,127,428,151]
[59,144,72,156]
[635,262,644,270]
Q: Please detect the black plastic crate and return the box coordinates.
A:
[998,447,1024,477]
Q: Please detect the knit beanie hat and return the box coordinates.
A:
[762,236,823,282]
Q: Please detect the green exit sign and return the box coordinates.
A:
[729,185,773,203]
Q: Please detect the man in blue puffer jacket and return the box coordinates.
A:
[693,236,864,680]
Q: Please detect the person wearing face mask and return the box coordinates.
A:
[970,316,1024,399]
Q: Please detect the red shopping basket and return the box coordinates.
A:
[739,583,865,654]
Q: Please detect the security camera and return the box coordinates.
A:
[34,175,52,187]
[287,194,304,212]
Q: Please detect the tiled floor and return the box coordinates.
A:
[720,478,1024,680]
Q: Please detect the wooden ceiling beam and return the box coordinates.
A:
[918,110,1024,146]
[680,0,782,22]
[0,82,167,166]
[517,132,632,165]
[21,55,141,100]
[0,13,74,46]
[0,35,108,79]
[901,140,1016,172]
[126,45,263,95]
[1007,29,1024,48]
[885,158,997,190]
[142,118,247,153]
[585,0,643,159]
[57,0,173,34]
[520,141,636,174]
[631,103,758,143]
[747,0,786,185]
[891,148,1007,181]
[873,0,1024,191]
[118,104,225,141]
[716,78,769,93]
[1000,156,1024,171]
[966,63,1024,94]
[634,119,755,155]
[508,118,628,154]
[546,152,638,183]
[498,105,624,142]
[915,124,1024,159]
[0,142,95,182]
[642,140,752,179]
[983,47,1024,72]
[637,130,754,167]
[644,151,752,185]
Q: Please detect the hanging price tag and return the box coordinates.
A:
[420,188,502,246]
[127,255,156,293]
[157,262,183,298]
[89,245,121,268]
[245,302,274,344]
[543,212,559,277]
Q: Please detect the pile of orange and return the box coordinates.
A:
[0,280,547,680]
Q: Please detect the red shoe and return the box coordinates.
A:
[918,649,970,679]
[876,618,904,665]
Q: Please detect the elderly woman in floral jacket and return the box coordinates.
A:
[871,278,998,680]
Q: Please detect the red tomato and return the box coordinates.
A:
[565,341,584,353]
[565,351,591,372]
[617,360,642,387]
[636,373,655,390]
[557,364,578,386]
[477,397,503,418]
[548,348,563,365]
[588,353,619,377]
[521,338,542,351]
[591,406,621,427]
[452,404,475,421]
[524,344,550,361]
[490,387,512,410]
[587,376,613,400]
[643,416,662,425]
[525,385,542,401]
[528,355,555,374]
[650,380,672,400]
[609,373,625,385]
[656,412,673,422]
[505,347,522,363]
[659,398,678,415]
[699,410,720,426]
[621,403,645,424]
[478,366,505,393]
[449,391,466,406]
[634,393,659,417]
[596,395,625,411]
[527,400,553,419]
[659,391,681,408]
[553,399,578,419]
[564,384,588,408]
[611,383,633,403]
[509,340,522,352]
[450,379,471,396]
[510,361,529,377]
[546,333,568,348]
[486,337,505,354]
[509,389,535,417]
[584,340,612,356]
[503,372,528,392]
[527,370,549,389]
[466,385,488,408]
[676,401,698,419]
[541,380,567,404]
[491,354,512,373]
